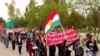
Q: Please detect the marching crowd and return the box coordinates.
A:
[0,28,99,56]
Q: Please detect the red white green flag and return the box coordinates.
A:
[44,10,61,33]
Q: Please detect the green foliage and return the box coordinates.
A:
[44,0,66,5]
[26,2,69,29]
[87,6,100,28]
[25,0,90,30]
[14,17,27,28]
[97,40,100,44]
[29,0,35,9]
[66,11,87,29]
[0,17,5,27]
[0,17,5,24]
[8,4,15,18]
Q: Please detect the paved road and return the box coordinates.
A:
[0,42,28,56]
[0,41,99,56]
[0,42,75,56]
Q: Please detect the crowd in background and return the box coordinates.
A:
[0,28,99,56]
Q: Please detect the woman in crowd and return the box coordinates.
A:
[26,34,30,52]
[17,34,23,55]
[3,31,9,48]
[11,33,16,50]
[73,35,84,56]
[86,35,99,56]
[20,30,27,43]
[27,34,35,56]
[34,34,41,56]
[39,33,47,56]
[29,30,34,42]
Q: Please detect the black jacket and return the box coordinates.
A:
[39,42,47,56]
[86,40,98,52]
[17,37,23,46]
[61,40,78,56]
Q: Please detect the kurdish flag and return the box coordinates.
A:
[44,10,61,33]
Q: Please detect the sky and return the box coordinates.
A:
[0,0,43,21]
[1,0,98,21]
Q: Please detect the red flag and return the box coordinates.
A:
[44,10,61,33]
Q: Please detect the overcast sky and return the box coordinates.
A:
[1,0,99,21]
[0,0,43,21]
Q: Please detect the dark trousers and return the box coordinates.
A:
[26,43,28,52]
[40,48,47,56]
[40,52,47,56]
[18,46,22,54]
[12,41,15,50]
[57,44,62,56]
[65,50,71,56]
[75,50,83,56]
[49,45,56,56]
[75,54,83,56]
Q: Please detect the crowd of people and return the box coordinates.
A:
[0,28,99,56]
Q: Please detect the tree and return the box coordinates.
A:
[0,17,5,24]
[77,0,100,40]
[25,1,69,29]
[5,0,15,19]
[0,17,5,29]
[82,0,100,39]
[15,8,21,18]
[25,0,88,30]
[44,0,66,5]
[71,0,100,37]
[14,17,27,28]
[28,0,35,10]
[66,11,87,29]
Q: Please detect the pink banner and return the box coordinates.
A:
[46,28,77,46]
[47,32,64,46]
[65,28,77,42]
[6,29,15,34]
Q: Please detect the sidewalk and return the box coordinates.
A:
[0,42,28,56]
[0,42,99,56]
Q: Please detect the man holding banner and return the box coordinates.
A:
[44,9,62,56]
[44,9,81,56]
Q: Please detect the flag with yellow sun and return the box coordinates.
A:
[44,10,61,33]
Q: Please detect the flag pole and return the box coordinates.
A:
[60,24,64,31]
[60,24,67,39]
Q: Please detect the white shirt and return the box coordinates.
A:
[18,38,21,42]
